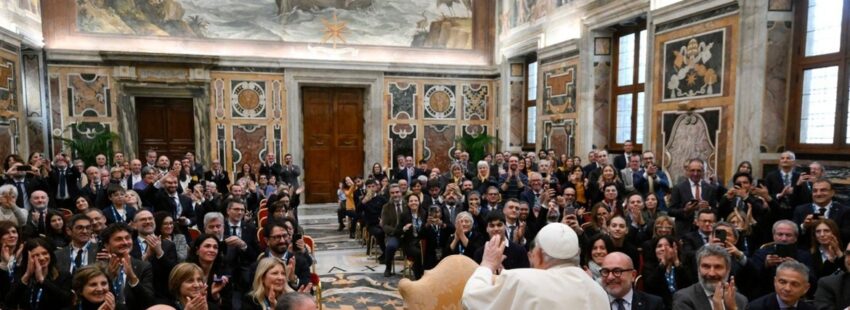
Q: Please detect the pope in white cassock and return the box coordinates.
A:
[462,223,609,309]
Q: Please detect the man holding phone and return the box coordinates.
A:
[4,162,47,211]
[750,220,814,297]
[669,159,718,233]
[792,178,849,249]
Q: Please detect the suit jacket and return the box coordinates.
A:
[204,170,231,195]
[668,179,718,231]
[382,201,404,237]
[47,166,81,202]
[130,235,178,302]
[393,167,424,184]
[748,292,815,310]
[613,153,629,171]
[472,240,530,270]
[672,282,748,310]
[764,169,801,202]
[80,182,109,209]
[54,242,99,274]
[103,205,137,225]
[279,164,301,187]
[258,162,282,181]
[4,176,48,210]
[682,231,709,254]
[815,272,850,310]
[152,190,196,225]
[793,202,850,246]
[632,290,666,310]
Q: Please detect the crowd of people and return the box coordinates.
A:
[342,144,844,309]
[0,150,316,310]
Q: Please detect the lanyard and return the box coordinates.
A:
[665,267,676,293]
[111,207,124,223]
[30,286,43,309]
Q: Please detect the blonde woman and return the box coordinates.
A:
[245,257,312,310]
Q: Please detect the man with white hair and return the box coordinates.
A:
[462,223,608,309]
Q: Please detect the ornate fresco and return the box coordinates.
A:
[462,84,488,120]
[498,0,572,35]
[542,64,576,115]
[662,109,721,184]
[543,119,575,156]
[75,0,473,49]
[662,29,725,102]
[68,74,111,117]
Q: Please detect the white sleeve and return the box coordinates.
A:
[462,267,502,309]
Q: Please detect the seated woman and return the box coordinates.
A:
[44,210,69,248]
[607,215,640,267]
[65,265,124,310]
[640,215,676,271]
[809,218,845,297]
[186,234,230,309]
[447,211,484,260]
[0,221,21,304]
[73,196,92,214]
[421,205,453,270]
[582,234,614,282]
[155,211,189,261]
[244,257,311,310]
[166,262,212,310]
[5,237,73,309]
[398,194,427,279]
[643,235,695,308]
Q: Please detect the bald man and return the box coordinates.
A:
[601,252,664,310]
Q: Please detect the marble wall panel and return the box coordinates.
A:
[49,75,61,154]
[231,80,267,118]
[22,54,44,153]
[543,64,576,115]
[509,80,524,147]
[389,124,416,172]
[762,21,792,153]
[68,74,110,117]
[423,124,456,172]
[543,119,575,157]
[389,82,416,120]
[0,56,17,120]
[661,109,721,184]
[230,124,268,179]
[462,84,488,120]
[423,84,457,119]
[593,61,610,149]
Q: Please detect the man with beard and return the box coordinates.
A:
[439,184,462,228]
[248,220,310,291]
[423,180,444,207]
[381,184,404,276]
[601,252,665,310]
[130,210,178,302]
[499,156,527,200]
[152,175,195,231]
[673,244,747,309]
[96,223,155,310]
[537,160,559,191]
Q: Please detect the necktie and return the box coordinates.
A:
[396,203,402,216]
[139,238,147,255]
[16,181,28,210]
[59,170,68,198]
[73,248,83,272]
[114,267,126,303]
[694,183,701,201]
[38,209,45,233]
[783,173,791,187]
[508,225,515,241]
[230,225,238,237]
[614,298,626,310]
[173,196,182,218]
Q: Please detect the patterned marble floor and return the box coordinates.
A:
[301,204,406,309]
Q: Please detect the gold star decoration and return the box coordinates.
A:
[324,296,341,304]
[355,296,372,304]
[686,71,698,86]
[321,12,348,48]
[383,299,401,307]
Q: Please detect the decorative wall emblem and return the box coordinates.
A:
[663,28,725,102]
[543,65,576,115]
[68,74,111,117]
[662,109,721,183]
[231,81,267,118]
[0,59,17,119]
[389,82,416,120]
[543,119,576,157]
[424,84,456,119]
[462,84,488,120]
[389,124,416,172]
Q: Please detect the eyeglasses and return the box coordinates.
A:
[73,225,92,231]
[268,234,289,241]
[599,268,634,278]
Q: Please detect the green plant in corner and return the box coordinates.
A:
[455,133,499,164]
[53,125,120,167]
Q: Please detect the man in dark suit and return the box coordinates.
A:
[394,156,424,185]
[258,152,283,183]
[750,220,814,297]
[125,159,143,190]
[682,209,716,254]
[54,214,98,274]
[184,151,205,181]
[764,151,802,219]
[153,175,197,231]
[583,150,600,177]
[472,211,529,270]
[381,184,405,276]
[612,140,634,172]
[4,162,47,211]
[204,159,230,195]
[668,158,718,233]
[99,222,155,310]
[130,210,178,303]
[793,178,850,249]
[80,166,109,209]
[672,244,748,309]
[47,153,80,210]
[814,242,850,309]
[601,252,665,310]
[280,153,302,188]
[749,261,814,310]
[219,198,258,308]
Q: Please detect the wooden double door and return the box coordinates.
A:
[302,87,365,203]
[136,97,195,162]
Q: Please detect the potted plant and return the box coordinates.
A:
[54,125,120,167]
[455,133,499,163]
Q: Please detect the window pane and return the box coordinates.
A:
[617,34,635,86]
[616,94,632,143]
[799,66,838,144]
[805,0,843,56]
[636,92,645,144]
[638,30,647,84]
[526,106,537,144]
[528,62,538,101]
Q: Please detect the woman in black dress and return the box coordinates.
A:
[5,237,73,309]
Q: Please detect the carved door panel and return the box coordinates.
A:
[302,87,364,203]
[136,97,195,162]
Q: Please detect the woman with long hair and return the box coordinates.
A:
[186,234,230,308]
[0,221,22,303]
[398,194,427,279]
[582,234,614,282]
[810,219,845,279]
[589,164,626,206]
[44,210,69,248]
[644,235,695,308]
[236,163,256,184]
[65,265,123,310]
[369,163,387,183]
[5,237,73,309]
[166,263,210,310]
[244,258,311,310]
[155,211,189,261]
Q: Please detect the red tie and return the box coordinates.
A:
[695,183,701,201]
